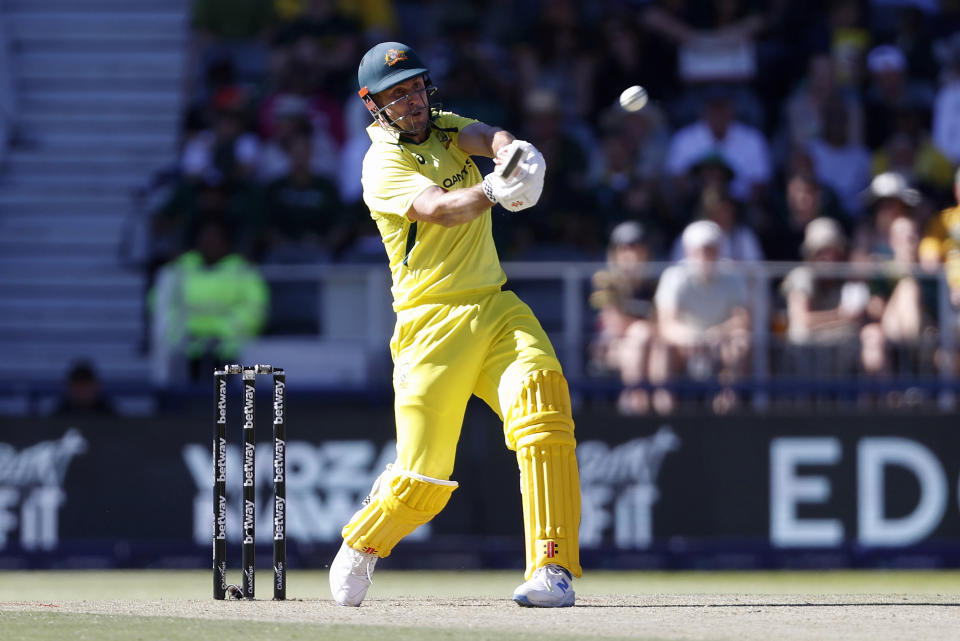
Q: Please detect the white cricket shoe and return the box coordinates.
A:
[329,540,378,606]
[512,564,575,607]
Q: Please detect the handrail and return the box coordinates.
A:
[255,260,957,409]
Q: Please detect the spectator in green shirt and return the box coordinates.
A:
[151,219,269,383]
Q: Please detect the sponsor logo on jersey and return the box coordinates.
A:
[442,158,473,189]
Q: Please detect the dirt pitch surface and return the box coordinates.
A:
[3,593,960,641]
[1,571,959,641]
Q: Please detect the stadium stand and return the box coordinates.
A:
[0,0,189,386]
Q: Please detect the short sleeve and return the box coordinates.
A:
[361,144,436,217]
[434,112,479,148]
[654,266,683,311]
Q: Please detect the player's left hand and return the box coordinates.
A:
[486,141,546,212]
[495,140,546,188]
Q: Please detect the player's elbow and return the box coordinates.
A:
[409,188,447,225]
[410,202,461,228]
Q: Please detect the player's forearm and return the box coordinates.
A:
[459,121,515,158]
[409,185,491,228]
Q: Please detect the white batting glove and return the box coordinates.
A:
[494,140,546,186]
[483,141,546,212]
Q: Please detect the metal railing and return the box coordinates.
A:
[256,260,959,409]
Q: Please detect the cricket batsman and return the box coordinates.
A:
[329,42,581,608]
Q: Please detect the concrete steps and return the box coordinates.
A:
[20,91,181,115]
[0,216,127,244]
[5,0,189,11]
[0,192,131,215]
[0,299,143,322]
[0,174,151,193]
[0,238,122,258]
[8,12,186,39]
[17,130,174,149]
[19,113,179,136]
[18,51,184,74]
[0,273,143,298]
[0,340,148,383]
[4,150,174,176]
[21,74,181,93]
[0,1,189,386]
[18,35,187,56]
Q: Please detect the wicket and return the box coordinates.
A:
[213,364,287,601]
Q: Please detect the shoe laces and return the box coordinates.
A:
[350,548,377,582]
[539,565,571,589]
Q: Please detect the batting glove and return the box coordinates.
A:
[483,141,546,212]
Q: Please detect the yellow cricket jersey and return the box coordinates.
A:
[920,205,960,288]
[361,111,506,310]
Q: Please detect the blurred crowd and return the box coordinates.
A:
[143,0,960,407]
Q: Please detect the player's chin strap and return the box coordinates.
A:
[358,80,442,138]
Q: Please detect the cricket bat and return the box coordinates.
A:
[496,145,524,179]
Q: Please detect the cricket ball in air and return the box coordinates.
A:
[619,85,648,112]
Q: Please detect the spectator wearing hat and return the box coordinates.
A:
[781,217,867,378]
[664,86,772,204]
[590,221,659,415]
[851,171,921,263]
[920,167,960,306]
[650,220,751,414]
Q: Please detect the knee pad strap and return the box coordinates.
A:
[342,467,457,557]
[504,369,575,451]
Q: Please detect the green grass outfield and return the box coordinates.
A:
[1,570,959,641]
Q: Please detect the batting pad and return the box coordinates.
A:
[341,468,457,558]
[504,370,582,579]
